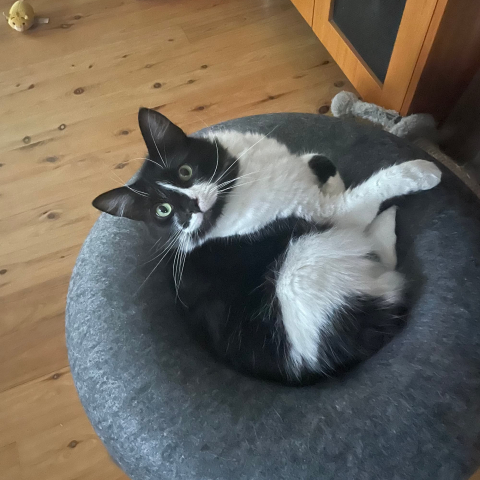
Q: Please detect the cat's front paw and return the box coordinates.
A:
[398,160,442,191]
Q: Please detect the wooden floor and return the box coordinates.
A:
[0,0,356,478]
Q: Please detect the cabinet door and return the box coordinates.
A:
[291,0,315,25]
[312,0,438,112]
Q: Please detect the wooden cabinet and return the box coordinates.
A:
[292,0,480,122]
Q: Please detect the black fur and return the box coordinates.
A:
[308,155,337,184]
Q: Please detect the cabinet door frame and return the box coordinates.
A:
[312,0,439,112]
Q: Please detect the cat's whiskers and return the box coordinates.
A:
[117,156,165,170]
[176,236,188,292]
[113,156,164,170]
[107,172,149,198]
[207,136,220,185]
[136,231,181,293]
[143,230,182,265]
[172,237,180,286]
[172,235,185,292]
[215,171,262,200]
[216,125,280,184]
[236,125,280,162]
[148,232,171,254]
[99,155,150,198]
[126,186,149,197]
[171,234,189,308]
[218,179,259,194]
[144,157,164,170]
[110,177,150,198]
[216,170,259,189]
[181,243,189,290]
[181,247,188,286]
[144,234,181,270]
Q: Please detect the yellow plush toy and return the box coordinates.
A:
[4,0,49,32]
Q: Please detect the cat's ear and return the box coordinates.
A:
[92,186,148,221]
[138,108,187,159]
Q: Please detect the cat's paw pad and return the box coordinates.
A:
[399,160,442,190]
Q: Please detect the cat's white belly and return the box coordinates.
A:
[207,178,323,239]
[207,131,328,239]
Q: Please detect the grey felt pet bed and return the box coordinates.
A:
[66,113,480,480]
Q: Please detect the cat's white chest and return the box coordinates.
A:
[206,131,322,239]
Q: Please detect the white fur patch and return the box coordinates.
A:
[157,181,218,214]
[184,213,204,233]
[276,227,404,374]
[321,171,345,196]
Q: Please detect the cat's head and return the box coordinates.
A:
[93,108,238,250]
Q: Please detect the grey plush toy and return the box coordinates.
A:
[331,91,438,142]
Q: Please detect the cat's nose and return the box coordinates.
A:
[187,198,200,214]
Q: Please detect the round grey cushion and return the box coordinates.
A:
[66,113,480,480]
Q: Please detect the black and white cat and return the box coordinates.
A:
[93,108,441,385]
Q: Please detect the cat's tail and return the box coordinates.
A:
[365,206,398,270]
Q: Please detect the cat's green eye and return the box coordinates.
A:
[178,164,193,181]
[155,203,173,218]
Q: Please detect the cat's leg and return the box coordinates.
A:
[275,227,404,376]
[366,206,398,270]
[327,160,441,229]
